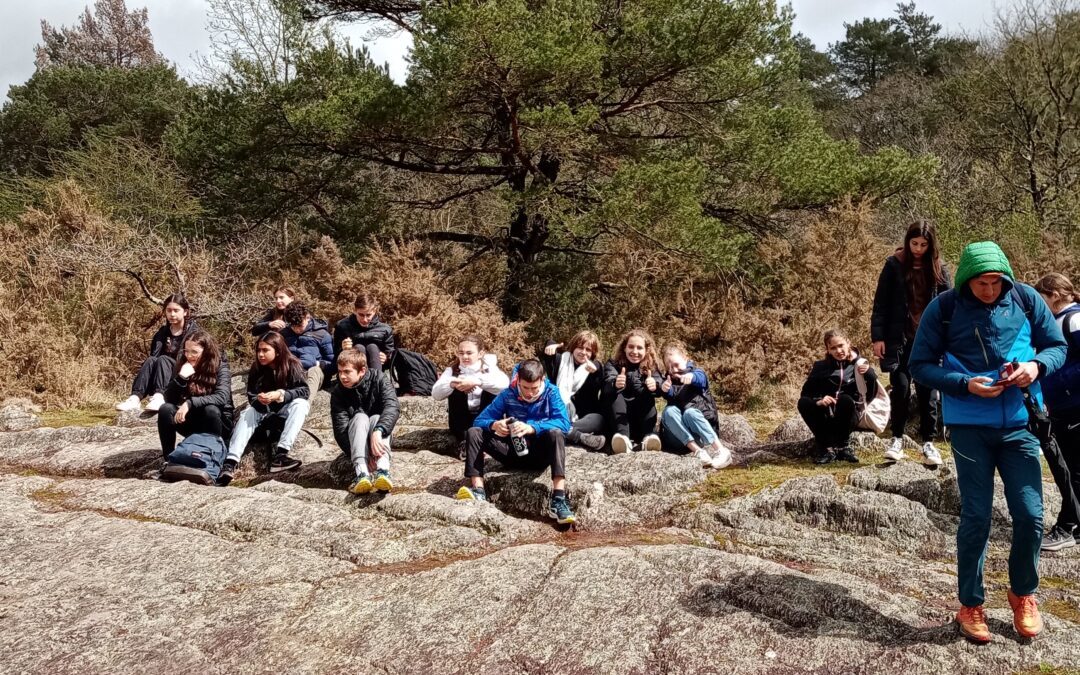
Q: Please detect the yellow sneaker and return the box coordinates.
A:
[1007,590,1044,638]
[956,605,991,643]
[349,474,373,495]
[455,485,487,501]
[373,470,393,493]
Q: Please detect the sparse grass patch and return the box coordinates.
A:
[1043,598,1080,624]
[698,452,882,503]
[1041,576,1078,591]
[1014,666,1080,675]
[29,484,71,508]
[39,406,114,428]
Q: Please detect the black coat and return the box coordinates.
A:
[602,360,663,403]
[331,371,400,450]
[540,343,604,418]
[250,308,285,336]
[149,319,199,360]
[164,352,234,419]
[333,314,396,360]
[799,353,878,404]
[871,255,951,368]
[246,363,309,415]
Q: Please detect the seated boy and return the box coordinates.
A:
[331,349,399,494]
[456,359,576,525]
[282,301,335,396]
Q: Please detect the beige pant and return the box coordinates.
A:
[305,365,324,399]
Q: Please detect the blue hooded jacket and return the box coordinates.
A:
[909,276,1066,428]
[473,365,571,435]
[282,317,335,374]
[1041,305,1080,414]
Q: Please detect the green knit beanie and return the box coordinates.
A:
[954,241,1014,288]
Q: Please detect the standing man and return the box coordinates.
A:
[909,241,1066,643]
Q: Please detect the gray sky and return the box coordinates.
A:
[1,0,1006,99]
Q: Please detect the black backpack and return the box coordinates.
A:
[390,348,439,396]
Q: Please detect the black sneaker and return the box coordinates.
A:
[577,432,606,452]
[549,495,576,525]
[269,451,302,473]
[835,446,859,464]
[814,448,836,465]
[217,459,238,486]
[1041,525,1078,552]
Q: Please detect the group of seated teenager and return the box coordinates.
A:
[115,288,736,525]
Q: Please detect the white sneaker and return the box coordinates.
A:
[696,448,714,467]
[710,442,733,470]
[144,392,166,412]
[884,437,905,462]
[115,395,141,412]
[611,433,632,455]
[642,434,662,452]
[922,442,944,466]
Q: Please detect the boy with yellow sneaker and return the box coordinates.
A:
[910,242,1067,642]
[332,349,399,494]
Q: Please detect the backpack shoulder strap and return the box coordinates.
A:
[938,288,957,326]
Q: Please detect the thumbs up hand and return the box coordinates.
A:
[544,342,563,356]
[615,367,627,390]
[584,359,597,373]
[645,374,657,392]
[661,375,672,393]
[680,372,694,385]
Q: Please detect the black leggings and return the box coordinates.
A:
[606,394,658,442]
[131,355,175,398]
[889,343,937,441]
[448,406,482,443]
[157,403,232,459]
[798,394,859,450]
[465,427,566,479]
[1049,410,1080,531]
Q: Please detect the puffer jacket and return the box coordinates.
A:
[1043,305,1080,414]
[473,367,571,435]
[331,370,400,449]
[909,278,1066,428]
[333,313,396,360]
[283,317,335,374]
[799,349,879,404]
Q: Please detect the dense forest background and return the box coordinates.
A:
[3,0,1080,410]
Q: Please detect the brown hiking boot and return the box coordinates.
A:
[956,605,991,643]
[1007,590,1044,638]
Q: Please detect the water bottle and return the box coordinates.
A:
[506,417,528,457]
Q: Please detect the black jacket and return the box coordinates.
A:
[164,352,234,419]
[333,314,396,360]
[799,352,878,404]
[540,342,604,418]
[246,363,309,415]
[602,360,663,403]
[250,308,285,336]
[331,371,400,450]
[149,319,199,359]
[871,254,951,367]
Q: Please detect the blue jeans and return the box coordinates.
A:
[950,425,1043,607]
[661,407,716,450]
[227,399,310,463]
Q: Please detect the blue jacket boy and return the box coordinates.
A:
[473,366,571,436]
[283,317,336,375]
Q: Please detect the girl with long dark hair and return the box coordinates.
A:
[871,220,951,465]
[157,330,233,458]
[117,293,197,413]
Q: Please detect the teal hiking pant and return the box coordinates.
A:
[950,425,1043,607]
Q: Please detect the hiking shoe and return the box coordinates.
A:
[116,395,141,412]
[642,434,662,452]
[1041,525,1077,552]
[577,432,606,452]
[814,448,836,465]
[1007,589,1044,638]
[611,433,632,455]
[835,446,859,463]
[696,448,714,468]
[373,470,393,493]
[549,495,576,525]
[144,392,166,412]
[217,459,238,486]
[349,473,373,495]
[269,452,302,473]
[710,442,733,470]
[922,442,944,467]
[884,437,905,462]
[956,605,991,644]
[455,485,487,501]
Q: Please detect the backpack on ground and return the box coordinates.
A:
[161,432,227,486]
[390,348,439,396]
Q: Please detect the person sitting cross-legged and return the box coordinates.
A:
[332,348,399,495]
[456,359,576,525]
